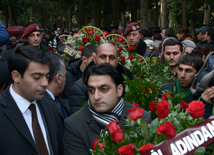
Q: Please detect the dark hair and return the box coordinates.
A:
[0,58,11,91]
[8,45,50,78]
[141,29,149,37]
[178,54,203,72]
[163,38,183,53]
[192,45,211,58]
[177,27,192,41]
[153,33,162,40]
[207,28,214,41]
[47,53,65,82]
[83,64,123,87]
[118,24,126,32]
[165,28,175,37]
[81,44,97,58]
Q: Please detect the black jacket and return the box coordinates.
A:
[68,61,135,114]
[205,40,214,51]
[64,101,151,155]
[159,81,194,103]
[0,86,64,155]
[135,38,158,59]
[60,58,82,101]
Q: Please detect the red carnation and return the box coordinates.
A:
[60,39,63,43]
[128,55,134,60]
[161,93,171,101]
[128,106,144,120]
[95,35,101,41]
[132,103,139,107]
[92,138,105,151]
[118,36,124,42]
[149,101,156,112]
[82,37,89,43]
[73,32,79,36]
[106,120,124,142]
[139,58,144,62]
[118,46,123,53]
[66,43,70,47]
[120,56,126,62]
[138,144,155,154]
[186,101,205,119]
[78,46,84,51]
[48,49,54,52]
[112,42,115,45]
[137,77,140,79]
[57,50,62,54]
[118,144,135,155]
[157,100,170,118]
[180,100,188,110]
[128,45,134,52]
[86,29,94,35]
[103,31,109,36]
[157,121,176,139]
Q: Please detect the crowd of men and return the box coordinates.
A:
[0,20,214,154]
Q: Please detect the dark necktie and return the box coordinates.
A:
[55,98,68,118]
[29,104,49,155]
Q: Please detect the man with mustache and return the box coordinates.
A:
[162,38,183,77]
[160,54,203,103]
[64,64,151,155]
[0,45,64,155]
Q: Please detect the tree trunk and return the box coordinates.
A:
[41,6,47,28]
[8,5,12,27]
[131,0,137,22]
[112,0,118,26]
[190,1,197,37]
[120,12,125,24]
[203,2,210,25]
[182,0,187,27]
[94,0,101,27]
[140,0,148,29]
[78,0,85,29]
[155,0,159,26]
[160,0,167,29]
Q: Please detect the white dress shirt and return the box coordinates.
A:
[10,84,50,155]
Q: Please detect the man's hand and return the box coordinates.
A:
[201,87,214,103]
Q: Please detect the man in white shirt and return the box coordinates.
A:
[0,45,64,155]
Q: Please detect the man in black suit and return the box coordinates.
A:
[0,45,64,155]
[44,53,70,117]
[64,64,151,155]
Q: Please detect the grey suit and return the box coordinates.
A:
[64,101,151,155]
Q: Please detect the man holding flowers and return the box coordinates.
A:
[63,64,151,155]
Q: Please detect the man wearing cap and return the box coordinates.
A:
[124,22,158,60]
[7,36,17,50]
[204,28,214,51]
[23,23,48,53]
[196,26,210,47]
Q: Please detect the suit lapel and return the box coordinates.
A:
[2,87,37,151]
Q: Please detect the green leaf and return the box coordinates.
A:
[149,118,159,134]
[193,147,206,155]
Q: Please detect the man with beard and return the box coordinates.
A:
[160,54,203,103]
[124,22,158,60]
[64,64,151,155]
[162,38,183,77]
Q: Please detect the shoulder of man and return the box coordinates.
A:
[160,81,177,92]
